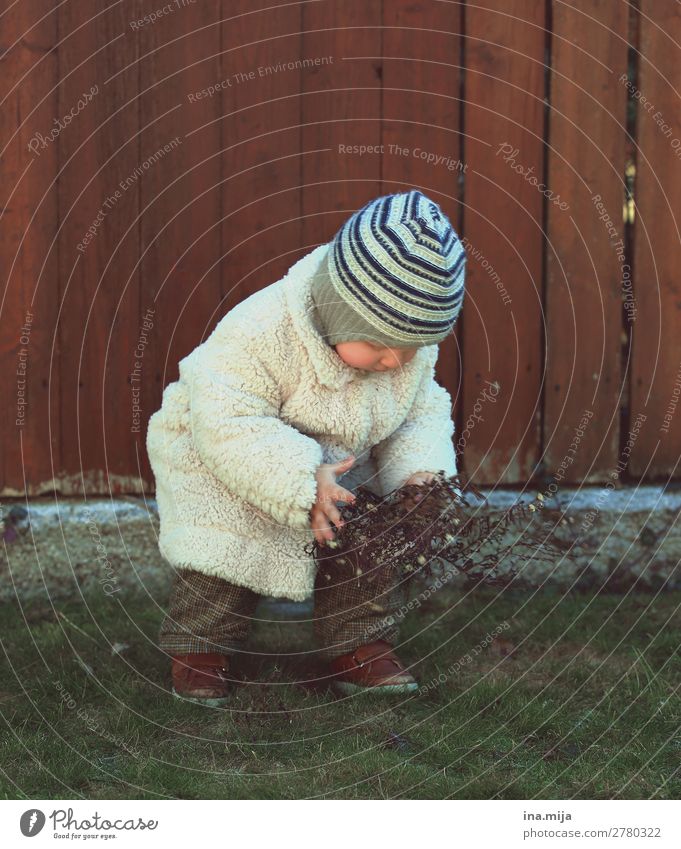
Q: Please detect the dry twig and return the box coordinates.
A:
[305,472,572,589]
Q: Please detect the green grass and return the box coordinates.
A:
[0,584,679,799]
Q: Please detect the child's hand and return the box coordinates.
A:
[400,472,439,506]
[310,456,357,545]
[403,471,438,487]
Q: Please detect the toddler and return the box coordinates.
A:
[146,189,466,704]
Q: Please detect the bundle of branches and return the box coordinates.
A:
[306,472,573,590]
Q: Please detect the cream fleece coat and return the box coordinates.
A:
[146,243,458,601]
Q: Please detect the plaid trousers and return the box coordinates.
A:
[159,556,410,660]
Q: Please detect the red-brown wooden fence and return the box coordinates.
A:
[1,0,679,496]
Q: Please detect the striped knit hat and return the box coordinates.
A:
[310,190,466,348]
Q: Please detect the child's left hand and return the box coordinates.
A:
[403,471,438,487]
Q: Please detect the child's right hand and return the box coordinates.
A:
[310,455,357,545]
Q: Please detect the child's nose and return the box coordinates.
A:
[382,353,405,368]
[390,349,415,366]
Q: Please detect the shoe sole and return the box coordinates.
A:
[331,680,419,696]
[171,687,231,707]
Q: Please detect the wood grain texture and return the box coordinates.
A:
[221,1,303,310]
[381,0,465,461]
[462,0,546,484]
[56,3,140,494]
[138,0,223,489]
[629,0,681,479]
[301,0,382,251]
[543,0,629,484]
[1,0,678,495]
[0,1,60,495]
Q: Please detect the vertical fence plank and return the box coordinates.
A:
[221,1,303,310]
[301,0,382,252]
[138,1,223,489]
[57,4,140,494]
[463,0,546,484]
[381,0,465,453]
[0,1,60,495]
[629,1,681,479]
[543,1,628,485]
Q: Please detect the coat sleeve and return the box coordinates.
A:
[185,334,323,530]
[371,347,458,494]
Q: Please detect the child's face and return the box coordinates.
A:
[333,339,419,372]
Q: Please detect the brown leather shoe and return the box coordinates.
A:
[171,653,233,706]
[328,640,419,695]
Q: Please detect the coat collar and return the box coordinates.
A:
[282,243,359,389]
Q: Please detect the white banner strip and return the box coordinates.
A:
[1,799,679,848]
